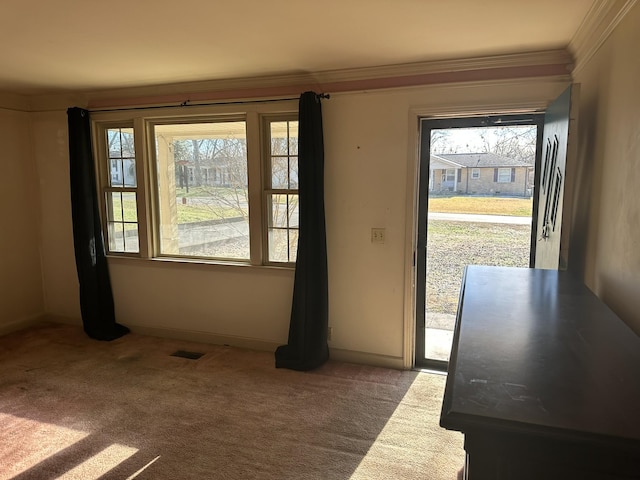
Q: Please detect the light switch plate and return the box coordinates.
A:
[371,228,386,244]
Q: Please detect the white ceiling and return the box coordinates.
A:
[1,0,596,95]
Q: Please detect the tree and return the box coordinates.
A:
[480,126,537,163]
[431,129,459,154]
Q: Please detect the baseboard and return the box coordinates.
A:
[329,348,405,370]
[129,324,282,353]
[128,326,405,369]
[41,315,406,369]
[0,314,48,336]
[44,314,82,326]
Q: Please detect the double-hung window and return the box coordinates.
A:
[99,125,140,254]
[264,118,299,263]
[92,102,299,266]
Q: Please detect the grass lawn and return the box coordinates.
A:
[425,196,533,319]
[426,220,531,316]
[428,196,533,216]
[111,196,244,226]
[177,203,245,223]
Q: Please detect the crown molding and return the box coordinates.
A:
[0,92,30,112]
[94,49,572,97]
[569,0,638,74]
[23,49,573,112]
[284,49,572,85]
[83,50,571,110]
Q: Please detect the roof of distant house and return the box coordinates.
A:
[432,152,533,168]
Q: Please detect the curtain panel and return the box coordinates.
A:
[275,92,329,371]
[67,107,129,341]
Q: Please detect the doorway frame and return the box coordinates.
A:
[410,112,545,370]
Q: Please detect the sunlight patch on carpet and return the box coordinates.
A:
[56,443,138,479]
[0,413,89,479]
[347,373,464,479]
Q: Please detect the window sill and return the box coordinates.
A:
[106,254,296,273]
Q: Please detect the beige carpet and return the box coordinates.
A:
[0,323,464,479]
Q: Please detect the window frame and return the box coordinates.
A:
[262,114,299,266]
[91,101,299,268]
[496,167,512,183]
[148,115,251,263]
[445,168,456,182]
[471,168,480,179]
[93,120,149,257]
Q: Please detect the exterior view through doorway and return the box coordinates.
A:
[415,114,544,370]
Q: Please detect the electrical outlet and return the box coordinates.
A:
[328,327,333,341]
[371,228,386,244]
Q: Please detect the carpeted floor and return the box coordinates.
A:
[0,323,464,479]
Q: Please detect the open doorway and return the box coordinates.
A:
[415,114,544,370]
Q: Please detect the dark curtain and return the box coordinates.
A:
[67,107,129,341]
[275,92,329,371]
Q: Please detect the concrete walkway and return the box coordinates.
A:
[429,212,531,225]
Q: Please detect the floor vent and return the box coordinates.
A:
[171,350,205,360]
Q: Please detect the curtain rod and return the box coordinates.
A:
[89,92,330,113]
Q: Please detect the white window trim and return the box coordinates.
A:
[471,168,480,179]
[91,101,299,268]
[497,167,512,183]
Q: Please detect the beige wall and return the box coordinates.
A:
[0,109,44,330]
[570,2,640,334]
[25,78,568,366]
[31,111,82,320]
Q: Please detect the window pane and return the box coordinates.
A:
[122,159,136,187]
[154,121,250,260]
[107,129,123,156]
[268,228,298,263]
[271,157,289,189]
[123,226,140,253]
[108,222,125,252]
[121,192,138,222]
[109,159,122,187]
[270,122,289,155]
[269,194,298,228]
[107,192,123,222]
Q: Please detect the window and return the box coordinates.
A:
[93,102,299,266]
[265,119,299,263]
[154,120,250,260]
[442,168,455,182]
[471,168,480,179]
[496,168,513,183]
[104,127,139,253]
